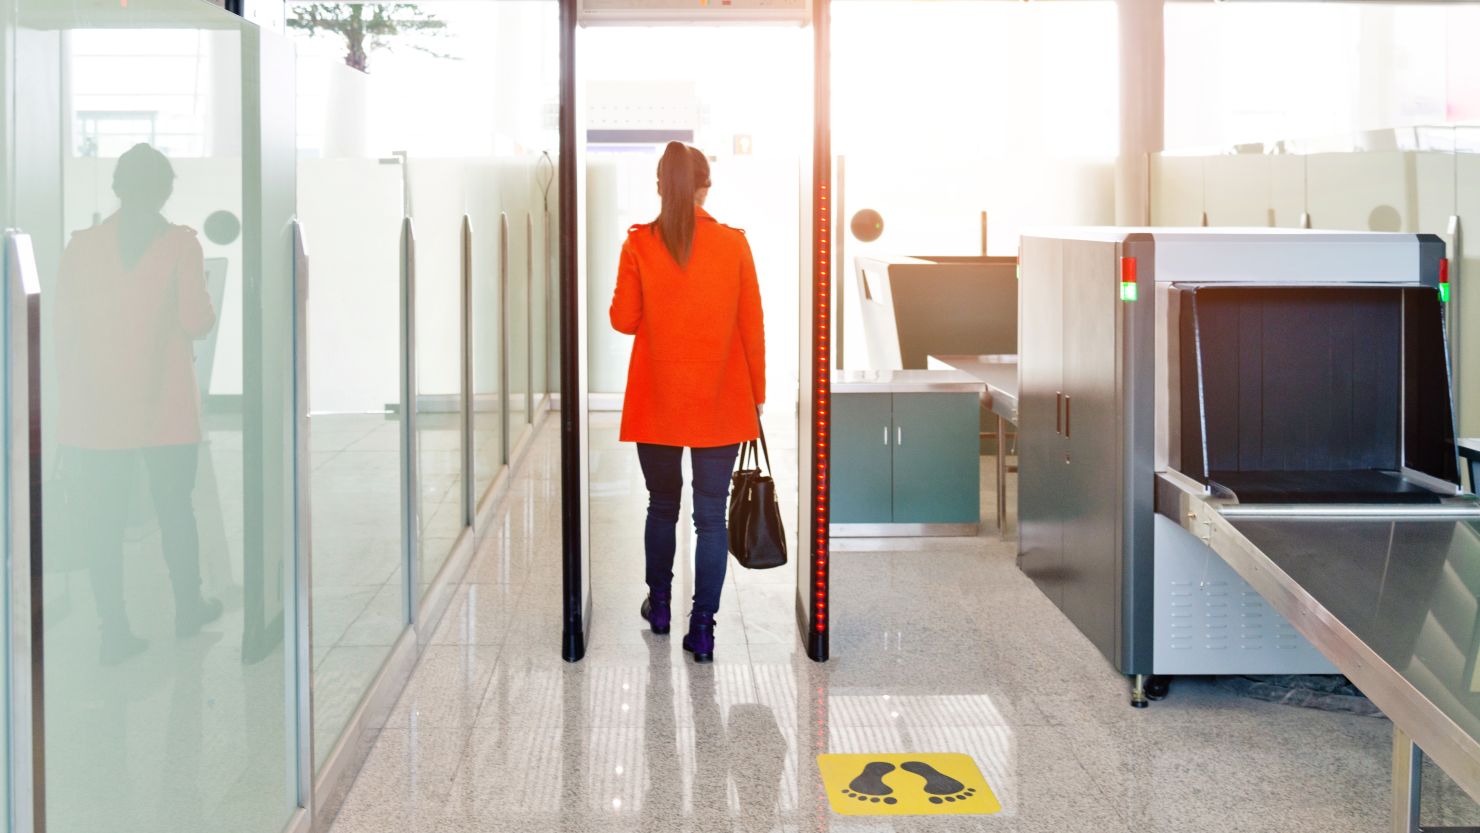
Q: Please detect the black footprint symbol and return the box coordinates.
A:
[901,761,977,804]
[840,761,899,805]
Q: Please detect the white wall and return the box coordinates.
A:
[407,156,546,400]
[298,158,403,414]
[837,157,1115,369]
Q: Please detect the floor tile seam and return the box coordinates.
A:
[308,445,353,472]
[429,579,528,648]
[334,583,397,643]
[313,586,382,665]
[1052,721,1139,827]
[455,600,517,730]
[392,640,508,732]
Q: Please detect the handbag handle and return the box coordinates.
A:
[754,409,773,474]
[735,408,772,474]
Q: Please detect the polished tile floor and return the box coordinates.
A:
[327,418,1480,833]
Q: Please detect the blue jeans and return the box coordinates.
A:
[636,442,740,617]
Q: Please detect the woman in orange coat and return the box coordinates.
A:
[610,142,765,663]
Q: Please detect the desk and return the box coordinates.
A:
[929,354,1018,536]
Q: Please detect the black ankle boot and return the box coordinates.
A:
[682,612,715,663]
[100,627,148,666]
[641,590,672,635]
[176,596,224,638]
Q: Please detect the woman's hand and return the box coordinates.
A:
[757,404,765,418]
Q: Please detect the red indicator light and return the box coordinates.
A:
[1120,256,1136,284]
[1441,258,1450,284]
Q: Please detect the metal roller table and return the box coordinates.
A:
[1159,478,1480,832]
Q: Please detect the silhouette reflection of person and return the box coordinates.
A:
[56,142,223,665]
[639,630,789,831]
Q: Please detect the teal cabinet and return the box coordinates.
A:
[831,391,981,530]
[892,393,981,523]
[831,393,894,523]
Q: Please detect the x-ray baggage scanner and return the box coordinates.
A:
[1018,229,1462,706]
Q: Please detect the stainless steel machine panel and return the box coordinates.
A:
[1019,228,1448,687]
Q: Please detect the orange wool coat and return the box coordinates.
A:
[610,207,766,448]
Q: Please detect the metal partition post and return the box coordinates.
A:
[545,209,553,406]
[558,0,589,662]
[289,220,314,816]
[803,0,832,662]
[6,231,42,833]
[1449,214,1463,434]
[526,213,535,424]
[400,218,420,624]
[461,217,475,526]
[1392,727,1422,833]
[499,213,511,464]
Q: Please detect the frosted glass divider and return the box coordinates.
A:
[461,216,475,528]
[290,219,313,814]
[400,217,420,625]
[526,213,535,426]
[5,230,39,833]
[500,213,511,464]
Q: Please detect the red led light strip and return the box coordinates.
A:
[813,179,830,635]
[809,0,831,645]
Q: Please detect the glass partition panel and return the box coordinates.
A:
[24,4,302,832]
[295,47,408,770]
[0,3,17,828]
[532,154,554,405]
[467,160,504,505]
[409,160,469,597]
[504,168,532,454]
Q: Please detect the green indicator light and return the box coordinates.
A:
[1440,283,1451,303]
[1120,281,1138,302]
[1015,263,1021,280]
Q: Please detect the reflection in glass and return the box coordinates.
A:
[36,15,299,833]
[56,143,223,662]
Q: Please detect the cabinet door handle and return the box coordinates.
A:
[884,426,890,446]
[1064,395,1071,439]
[1055,392,1062,435]
[897,426,903,446]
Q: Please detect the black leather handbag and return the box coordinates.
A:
[728,417,788,570]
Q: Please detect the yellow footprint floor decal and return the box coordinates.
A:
[818,753,1002,816]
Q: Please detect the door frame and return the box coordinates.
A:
[557,0,833,662]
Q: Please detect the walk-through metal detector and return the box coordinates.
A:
[559,0,832,662]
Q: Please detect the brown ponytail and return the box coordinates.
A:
[653,142,710,267]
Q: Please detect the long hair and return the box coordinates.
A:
[653,142,710,267]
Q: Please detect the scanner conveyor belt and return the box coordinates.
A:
[1209,470,1448,505]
